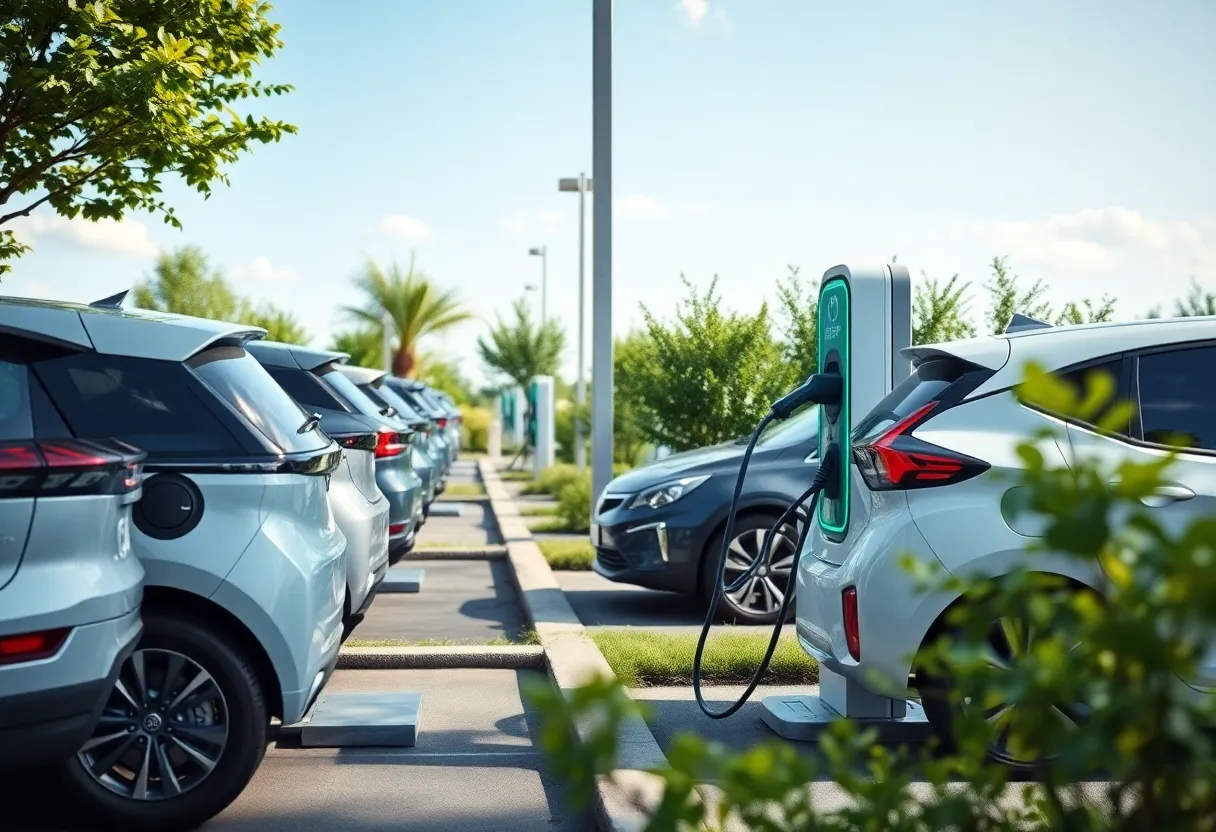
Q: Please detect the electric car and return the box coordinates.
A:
[432,389,463,459]
[592,405,821,624]
[246,341,391,635]
[0,296,346,830]
[321,362,426,546]
[795,314,1216,770]
[339,365,442,513]
[0,345,146,770]
[414,382,461,464]
[383,376,455,476]
[373,379,449,493]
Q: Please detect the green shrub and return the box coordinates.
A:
[522,463,580,496]
[537,539,594,570]
[555,473,592,532]
[459,405,492,452]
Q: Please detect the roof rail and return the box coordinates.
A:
[89,289,129,310]
[1004,312,1052,334]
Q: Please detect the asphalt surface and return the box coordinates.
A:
[419,500,502,548]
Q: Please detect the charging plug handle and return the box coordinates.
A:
[770,372,843,420]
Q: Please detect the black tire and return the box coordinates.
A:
[63,610,269,832]
[700,512,798,626]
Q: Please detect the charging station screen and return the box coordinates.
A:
[817,277,850,539]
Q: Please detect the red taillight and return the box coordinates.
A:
[374,429,405,458]
[853,402,987,491]
[436,417,448,428]
[0,627,70,665]
[842,587,860,661]
[0,440,144,496]
[389,522,407,535]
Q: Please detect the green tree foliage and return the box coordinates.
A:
[913,272,977,344]
[773,265,818,380]
[1148,278,1216,318]
[414,352,473,405]
[1055,296,1117,325]
[0,0,295,273]
[239,302,307,344]
[631,276,793,452]
[476,298,566,389]
[529,364,1216,830]
[341,253,473,377]
[329,327,381,369]
[611,331,656,466]
[985,255,1053,334]
[133,245,239,319]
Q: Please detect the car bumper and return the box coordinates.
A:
[589,510,704,596]
[355,561,389,617]
[331,481,390,620]
[0,607,142,767]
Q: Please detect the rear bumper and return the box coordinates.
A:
[0,609,141,768]
[355,561,388,616]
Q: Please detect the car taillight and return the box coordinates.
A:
[0,627,70,665]
[0,439,144,497]
[842,587,860,661]
[389,522,407,536]
[336,432,378,453]
[436,417,448,428]
[852,402,988,491]
[374,429,405,458]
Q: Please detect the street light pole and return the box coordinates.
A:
[591,0,613,505]
[559,173,593,470]
[528,246,548,326]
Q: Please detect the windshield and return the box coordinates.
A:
[190,346,330,454]
[756,404,818,448]
[374,383,428,425]
[320,368,390,420]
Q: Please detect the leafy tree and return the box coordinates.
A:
[984,255,1052,334]
[1148,278,1216,318]
[913,272,976,344]
[341,254,473,377]
[773,265,818,380]
[414,352,473,405]
[611,331,656,466]
[133,245,240,319]
[476,298,565,390]
[1055,296,1116,325]
[0,0,295,274]
[632,276,793,452]
[239,302,307,345]
[328,327,381,369]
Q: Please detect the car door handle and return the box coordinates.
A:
[1112,481,1196,507]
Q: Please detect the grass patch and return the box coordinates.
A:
[528,517,589,534]
[589,629,818,687]
[520,505,556,517]
[443,481,486,498]
[538,539,594,570]
[347,629,540,648]
[499,469,533,482]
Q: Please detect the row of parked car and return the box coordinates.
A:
[0,293,463,830]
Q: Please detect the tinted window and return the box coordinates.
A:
[1057,360,1124,431]
[1138,347,1216,451]
[266,366,346,411]
[757,404,818,448]
[0,359,32,441]
[855,359,970,443]
[320,369,385,420]
[374,383,425,423]
[190,347,329,454]
[34,352,242,456]
[360,384,398,417]
[395,386,441,418]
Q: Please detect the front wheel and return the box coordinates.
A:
[64,611,269,831]
[701,513,798,626]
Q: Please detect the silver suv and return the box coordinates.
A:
[0,343,145,770]
[0,296,346,830]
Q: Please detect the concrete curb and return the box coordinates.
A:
[435,494,490,503]
[337,645,545,670]
[399,546,508,560]
[480,459,668,832]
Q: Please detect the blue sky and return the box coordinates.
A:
[7,0,1216,386]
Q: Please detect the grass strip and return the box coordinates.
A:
[499,469,534,482]
[528,517,589,534]
[443,481,486,497]
[537,539,594,570]
[589,628,818,688]
[520,504,557,516]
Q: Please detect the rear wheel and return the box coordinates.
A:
[701,513,798,625]
[64,611,269,831]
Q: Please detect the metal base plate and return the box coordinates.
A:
[428,502,463,517]
[760,694,932,744]
[290,691,422,747]
[380,568,424,593]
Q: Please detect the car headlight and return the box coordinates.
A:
[629,475,710,510]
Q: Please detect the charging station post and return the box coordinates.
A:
[759,263,927,743]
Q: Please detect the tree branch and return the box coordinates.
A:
[0,161,114,225]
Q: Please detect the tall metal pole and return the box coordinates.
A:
[541,245,548,327]
[574,172,587,470]
[591,0,614,505]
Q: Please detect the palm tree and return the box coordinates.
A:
[341,253,473,377]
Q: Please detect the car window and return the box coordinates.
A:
[33,352,243,456]
[1057,359,1125,431]
[855,358,970,443]
[190,346,330,454]
[373,383,426,423]
[0,358,33,441]
[757,404,818,448]
[266,366,346,412]
[395,385,441,418]
[321,368,387,420]
[1138,346,1216,451]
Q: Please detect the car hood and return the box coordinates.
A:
[607,441,747,495]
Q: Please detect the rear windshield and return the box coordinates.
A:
[190,347,330,454]
[373,383,427,424]
[0,356,32,441]
[395,385,442,418]
[265,365,347,412]
[854,358,976,443]
[320,368,389,420]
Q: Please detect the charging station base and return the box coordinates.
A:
[760,694,930,744]
[288,691,422,747]
[380,568,424,593]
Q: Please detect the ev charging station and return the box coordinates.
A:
[753,263,929,742]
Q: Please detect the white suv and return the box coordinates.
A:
[795,315,1216,767]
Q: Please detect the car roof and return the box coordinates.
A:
[246,340,349,372]
[332,363,386,385]
[0,294,265,362]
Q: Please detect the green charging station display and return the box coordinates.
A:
[817,277,850,540]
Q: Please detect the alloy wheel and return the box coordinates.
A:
[722,524,797,617]
[77,648,229,801]
[963,615,1088,767]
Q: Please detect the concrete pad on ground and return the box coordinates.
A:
[634,683,816,757]
[355,559,524,642]
[418,500,501,548]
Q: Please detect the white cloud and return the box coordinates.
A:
[378,214,432,242]
[615,194,674,220]
[964,207,1216,273]
[502,209,566,237]
[675,0,711,25]
[234,256,296,283]
[13,215,159,259]
[15,280,54,299]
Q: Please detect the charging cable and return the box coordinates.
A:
[693,372,842,720]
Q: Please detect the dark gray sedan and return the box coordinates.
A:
[591,406,819,625]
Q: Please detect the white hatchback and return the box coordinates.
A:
[795,315,1216,767]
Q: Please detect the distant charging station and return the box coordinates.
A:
[762,262,922,742]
